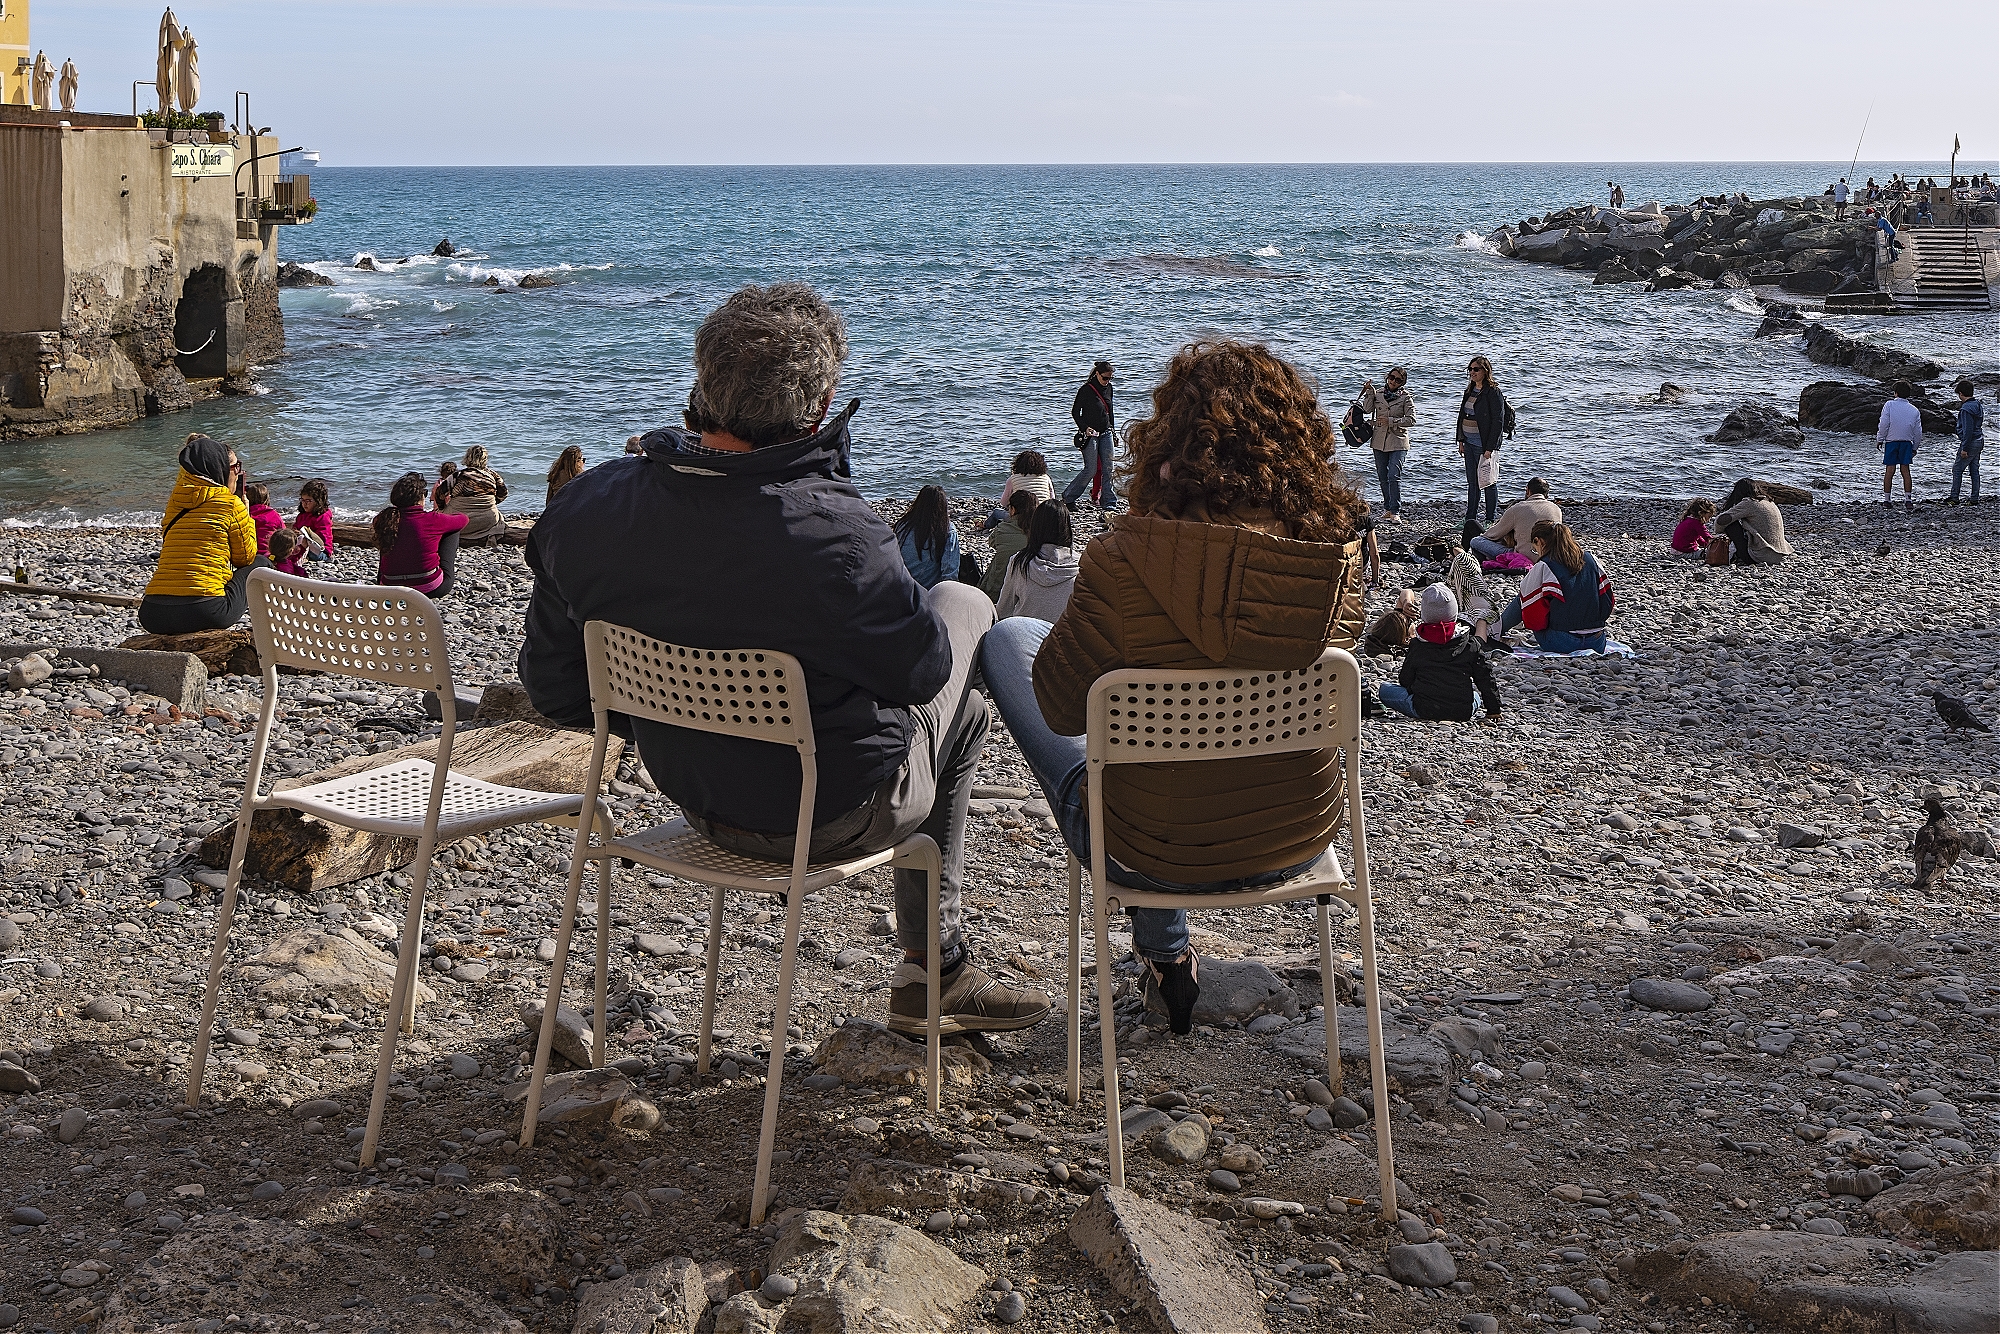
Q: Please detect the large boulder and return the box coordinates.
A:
[711,1211,987,1334]
[1802,323,1942,382]
[1866,1164,2000,1251]
[1780,268,1846,295]
[1646,269,1708,291]
[1798,381,1956,435]
[1785,247,1849,273]
[1594,259,1646,284]
[1781,223,1867,253]
[1705,402,1804,446]
[276,261,333,289]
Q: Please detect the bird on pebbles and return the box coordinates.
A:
[1927,689,1991,733]
[1910,796,1967,891]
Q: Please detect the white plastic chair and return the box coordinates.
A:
[1062,648,1398,1218]
[521,622,944,1227]
[185,569,615,1169]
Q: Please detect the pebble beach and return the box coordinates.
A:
[0,491,1996,1334]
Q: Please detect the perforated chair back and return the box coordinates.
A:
[248,569,452,691]
[1086,652,1350,767]
[583,622,814,755]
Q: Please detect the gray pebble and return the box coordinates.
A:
[8,1206,47,1226]
[224,1027,261,1047]
[1386,1241,1456,1288]
[926,1209,952,1233]
[1627,977,1714,1013]
[57,1107,87,1143]
[448,1053,481,1079]
[995,1290,1027,1324]
[251,1181,285,1201]
[760,1274,798,1301]
[1330,1096,1370,1129]
[1548,1285,1590,1311]
[125,1191,148,1211]
[0,1302,18,1329]
[1209,1169,1240,1193]
[33,960,60,979]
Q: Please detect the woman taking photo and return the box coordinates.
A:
[1456,356,1509,530]
[137,433,266,635]
[442,445,509,543]
[979,340,1367,1035]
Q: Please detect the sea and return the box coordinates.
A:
[2,161,1994,525]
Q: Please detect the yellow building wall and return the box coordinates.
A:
[2,0,33,105]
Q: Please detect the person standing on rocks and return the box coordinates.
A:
[1064,360,1118,511]
[521,281,1049,1038]
[1359,367,1416,522]
[979,339,1368,1035]
[137,434,267,636]
[1456,356,1510,530]
[1877,381,1924,511]
[1834,178,1851,220]
[1948,380,1985,505]
[1608,181,1625,209]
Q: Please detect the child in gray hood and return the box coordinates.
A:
[995,499,1080,622]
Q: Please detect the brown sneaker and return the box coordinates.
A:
[888,961,1051,1035]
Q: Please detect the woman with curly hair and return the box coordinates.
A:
[979,340,1368,1035]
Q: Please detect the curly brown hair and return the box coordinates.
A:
[1122,341,1364,544]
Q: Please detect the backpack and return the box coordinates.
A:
[1502,395,1517,438]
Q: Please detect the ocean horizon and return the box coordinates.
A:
[3,160,1993,526]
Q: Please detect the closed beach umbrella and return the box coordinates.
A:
[156,8,179,115]
[177,29,199,113]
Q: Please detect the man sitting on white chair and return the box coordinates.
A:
[519,282,1048,1037]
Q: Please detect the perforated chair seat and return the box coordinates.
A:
[1100,854,1350,914]
[611,817,896,895]
[269,759,589,838]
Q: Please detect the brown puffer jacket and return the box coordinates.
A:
[1032,511,1363,881]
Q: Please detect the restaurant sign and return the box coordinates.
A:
[170,142,234,178]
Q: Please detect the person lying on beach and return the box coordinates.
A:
[980,338,1367,1035]
[520,280,1048,1039]
[1469,478,1560,562]
[137,433,267,637]
[1672,498,1716,553]
[1378,585,1502,723]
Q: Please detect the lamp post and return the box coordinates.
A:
[132,79,156,119]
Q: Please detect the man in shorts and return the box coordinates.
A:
[1877,380,1923,512]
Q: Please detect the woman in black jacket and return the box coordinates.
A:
[1455,356,1508,528]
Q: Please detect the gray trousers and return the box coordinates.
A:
[695,581,994,965]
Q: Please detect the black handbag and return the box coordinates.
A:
[957,551,984,585]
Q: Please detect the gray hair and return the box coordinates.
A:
[691,283,848,447]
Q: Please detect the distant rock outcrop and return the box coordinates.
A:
[1797,381,1955,435]
[275,261,332,288]
[432,237,456,256]
[1705,402,1804,446]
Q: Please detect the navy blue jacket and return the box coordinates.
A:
[519,406,951,834]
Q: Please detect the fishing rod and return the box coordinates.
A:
[1848,102,1873,187]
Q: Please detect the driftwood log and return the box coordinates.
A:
[0,580,141,608]
[198,720,622,892]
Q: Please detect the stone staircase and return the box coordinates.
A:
[1898,228,1992,310]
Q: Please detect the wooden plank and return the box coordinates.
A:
[198,720,623,893]
[0,580,141,608]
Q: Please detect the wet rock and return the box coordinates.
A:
[811,1020,988,1090]
[1704,402,1804,446]
[1069,1186,1268,1334]
[1798,381,1956,435]
[275,261,333,288]
[1866,1164,2000,1250]
[572,1255,708,1334]
[1387,1242,1457,1289]
[712,1210,986,1334]
[1802,323,1942,383]
[1628,977,1714,1012]
[518,273,557,290]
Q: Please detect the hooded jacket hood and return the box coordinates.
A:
[178,434,232,488]
[1111,512,1349,666]
[637,399,859,483]
[1025,544,1080,587]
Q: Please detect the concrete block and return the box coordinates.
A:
[1068,1185,1267,1334]
[0,642,206,711]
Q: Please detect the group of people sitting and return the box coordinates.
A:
[1670,480,1791,565]
[886,451,1083,623]
[520,283,1377,1037]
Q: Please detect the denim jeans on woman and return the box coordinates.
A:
[1061,432,1118,510]
[1495,596,1605,653]
[1372,449,1403,515]
[978,616,1324,963]
[1461,427,1498,526]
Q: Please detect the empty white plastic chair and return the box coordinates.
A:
[1062,647,1398,1217]
[521,622,945,1227]
[185,570,615,1169]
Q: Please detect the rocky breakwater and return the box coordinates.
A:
[1486,196,1879,298]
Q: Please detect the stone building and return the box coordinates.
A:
[0,0,309,439]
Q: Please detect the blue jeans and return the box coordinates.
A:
[1377,682,1419,717]
[1950,444,1982,502]
[1062,431,1118,509]
[978,616,1322,963]
[1461,429,1497,526]
[1372,449,1404,514]
[1494,597,1605,652]
[1468,535,1507,562]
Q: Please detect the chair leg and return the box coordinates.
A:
[185,813,256,1107]
[750,886,809,1227]
[697,885,724,1077]
[1357,890,1398,1220]
[1092,884,1125,1190]
[1066,853,1082,1107]
[521,839,593,1149]
[361,855,437,1167]
[591,845,612,1070]
[1319,897,1341,1097]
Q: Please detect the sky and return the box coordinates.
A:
[34,0,2000,166]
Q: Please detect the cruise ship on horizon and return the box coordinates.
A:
[278,148,321,175]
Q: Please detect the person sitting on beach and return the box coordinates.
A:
[292,478,335,563]
[894,484,963,589]
[137,433,267,636]
[267,527,304,577]
[519,281,1047,1038]
[980,489,1041,600]
[1672,498,1716,553]
[979,339,1367,1035]
[1469,477,1560,562]
[1713,479,1791,565]
[1362,587,1420,657]
[429,461,457,511]
[1378,586,1502,723]
[545,446,586,509]
[375,471,468,598]
[1485,520,1615,653]
[442,445,509,543]
[244,482,283,558]
[977,450,1055,532]
[994,500,1080,623]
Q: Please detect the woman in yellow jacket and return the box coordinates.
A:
[137,434,267,636]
